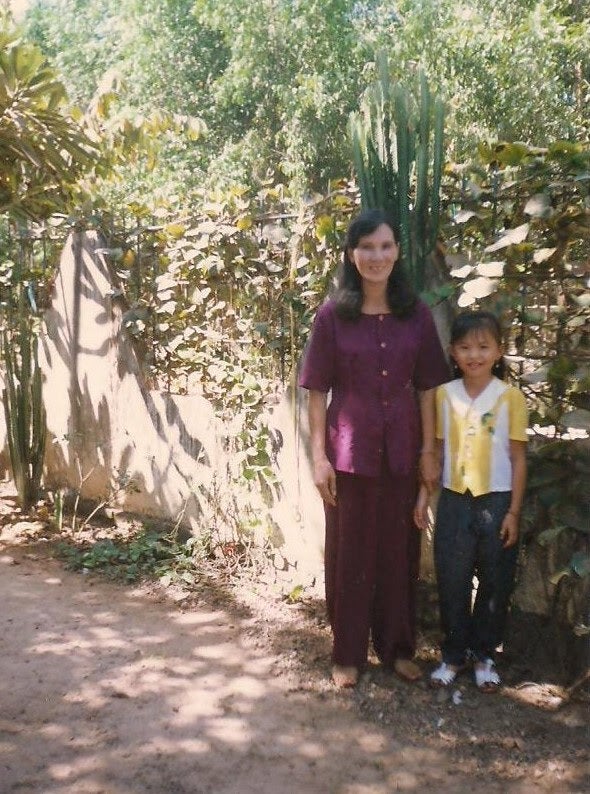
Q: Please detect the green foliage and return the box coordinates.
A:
[0,26,96,219]
[193,0,371,191]
[525,440,590,542]
[25,0,129,106]
[1,295,46,510]
[73,69,206,211]
[24,0,590,195]
[382,0,590,158]
[25,0,209,205]
[349,55,445,293]
[112,184,353,395]
[56,528,199,583]
[522,439,590,631]
[81,183,355,541]
[26,0,374,193]
[442,139,590,431]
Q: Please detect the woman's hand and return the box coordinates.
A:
[313,457,337,506]
[419,449,440,493]
[413,485,430,530]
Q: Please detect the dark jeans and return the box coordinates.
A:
[434,488,518,666]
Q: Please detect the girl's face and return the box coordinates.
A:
[450,329,502,380]
[349,223,399,287]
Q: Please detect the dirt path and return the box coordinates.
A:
[0,528,588,793]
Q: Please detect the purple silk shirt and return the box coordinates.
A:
[299,298,450,477]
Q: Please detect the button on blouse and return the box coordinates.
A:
[298,299,450,477]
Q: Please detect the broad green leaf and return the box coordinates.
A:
[533,248,556,264]
[450,264,473,278]
[462,276,496,298]
[484,223,529,253]
[165,223,187,239]
[476,261,504,277]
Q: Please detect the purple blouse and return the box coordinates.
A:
[298,299,450,477]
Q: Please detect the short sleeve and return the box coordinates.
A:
[298,302,335,392]
[412,302,451,391]
[508,387,528,441]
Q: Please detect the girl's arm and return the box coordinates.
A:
[308,390,337,506]
[500,440,527,548]
[418,387,440,492]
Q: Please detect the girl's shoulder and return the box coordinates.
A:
[437,377,462,395]
[496,380,526,398]
[502,382,528,408]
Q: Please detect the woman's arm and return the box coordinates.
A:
[418,387,440,492]
[308,390,337,506]
[413,483,430,530]
[500,440,527,548]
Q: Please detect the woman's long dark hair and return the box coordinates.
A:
[450,310,507,379]
[333,208,417,320]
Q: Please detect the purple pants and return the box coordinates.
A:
[324,464,420,669]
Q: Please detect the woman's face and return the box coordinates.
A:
[349,223,399,287]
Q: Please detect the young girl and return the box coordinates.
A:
[414,311,527,692]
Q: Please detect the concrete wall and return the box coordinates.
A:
[36,231,325,581]
[40,232,222,532]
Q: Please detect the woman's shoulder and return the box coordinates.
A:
[314,297,338,321]
[413,297,435,318]
[398,297,434,326]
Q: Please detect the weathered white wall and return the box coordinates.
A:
[35,231,325,581]
[40,232,222,532]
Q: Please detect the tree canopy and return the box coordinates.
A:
[23,0,589,194]
[0,26,95,218]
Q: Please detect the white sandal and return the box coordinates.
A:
[474,658,501,692]
[430,662,460,688]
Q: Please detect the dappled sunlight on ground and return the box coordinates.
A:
[0,498,588,793]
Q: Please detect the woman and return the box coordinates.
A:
[299,208,450,687]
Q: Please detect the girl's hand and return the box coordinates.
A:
[500,512,519,548]
[313,457,337,506]
[413,485,429,530]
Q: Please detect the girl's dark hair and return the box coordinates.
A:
[334,208,416,320]
[450,310,507,379]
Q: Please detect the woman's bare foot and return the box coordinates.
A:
[393,658,422,682]
[332,665,359,688]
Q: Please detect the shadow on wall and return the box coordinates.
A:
[39,231,220,532]
[32,231,325,583]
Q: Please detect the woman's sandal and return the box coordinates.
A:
[332,664,359,688]
[474,659,501,693]
[393,658,423,682]
[430,662,462,688]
